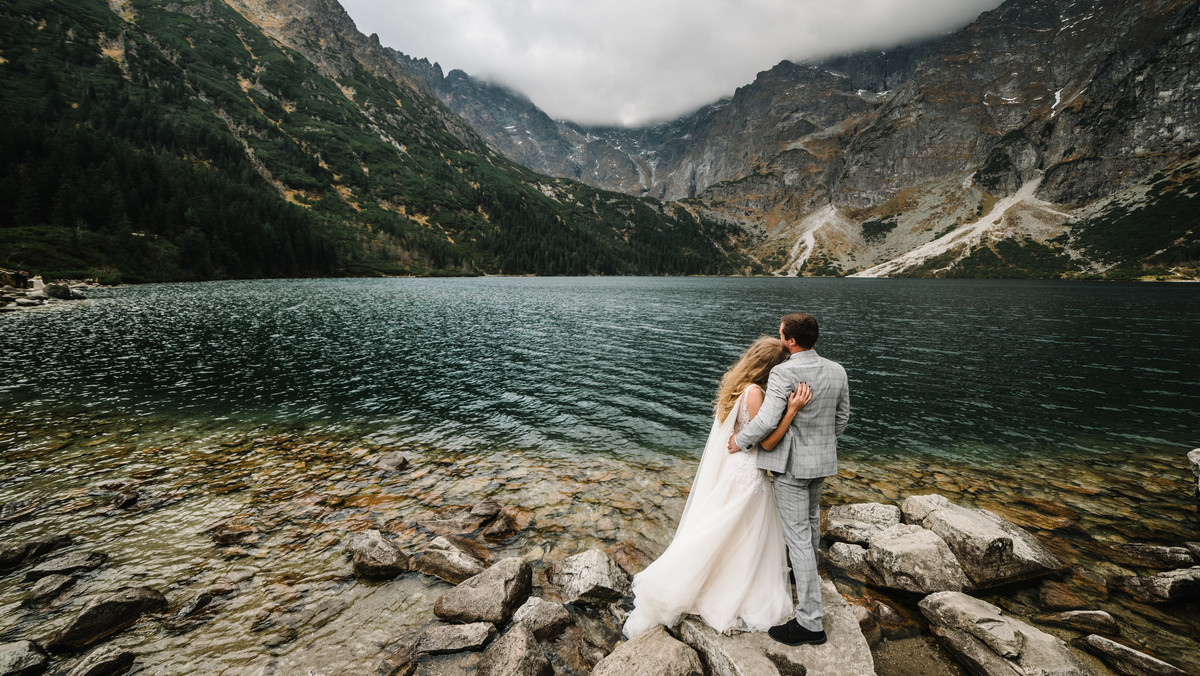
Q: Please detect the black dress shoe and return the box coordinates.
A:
[768,618,827,646]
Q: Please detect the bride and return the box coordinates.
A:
[624,337,811,638]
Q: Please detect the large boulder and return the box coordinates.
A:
[919,591,1089,676]
[1081,635,1188,676]
[475,623,551,676]
[827,542,877,584]
[1121,566,1200,603]
[902,494,1065,587]
[550,549,630,607]
[44,284,73,300]
[866,524,969,594]
[592,625,703,676]
[0,640,48,676]
[348,530,410,578]
[676,577,875,676]
[434,557,532,624]
[413,536,490,584]
[413,622,496,655]
[46,587,167,653]
[825,502,902,546]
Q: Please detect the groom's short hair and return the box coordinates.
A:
[781,313,819,349]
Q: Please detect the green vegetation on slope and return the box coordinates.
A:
[0,0,745,281]
[1068,162,1200,278]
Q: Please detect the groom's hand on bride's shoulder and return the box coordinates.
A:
[727,434,741,454]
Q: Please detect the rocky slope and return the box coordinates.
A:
[0,0,749,281]
[402,0,1200,279]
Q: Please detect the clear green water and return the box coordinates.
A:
[1,277,1197,673]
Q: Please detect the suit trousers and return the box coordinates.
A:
[774,474,825,631]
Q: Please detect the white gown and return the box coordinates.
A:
[623,386,793,638]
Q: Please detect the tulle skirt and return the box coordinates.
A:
[623,414,792,638]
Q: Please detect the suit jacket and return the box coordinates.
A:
[733,349,849,478]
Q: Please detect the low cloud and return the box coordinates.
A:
[341,0,1003,127]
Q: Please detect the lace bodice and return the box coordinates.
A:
[726,385,771,495]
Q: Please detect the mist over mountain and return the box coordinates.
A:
[0,0,749,281]
[1,0,1195,282]
[399,0,1200,280]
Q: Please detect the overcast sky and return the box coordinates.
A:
[340,0,1005,127]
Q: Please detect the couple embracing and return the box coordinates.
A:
[623,312,850,646]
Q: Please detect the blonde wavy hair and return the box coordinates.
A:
[713,337,788,421]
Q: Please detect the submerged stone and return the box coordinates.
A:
[1035,610,1120,635]
[1082,634,1188,676]
[0,640,48,676]
[0,534,71,571]
[63,645,135,676]
[22,574,75,609]
[25,551,106,582]
[46,586,167,653]
[919,591,1089,676]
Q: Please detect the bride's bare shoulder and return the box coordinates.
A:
[744,384,765,415]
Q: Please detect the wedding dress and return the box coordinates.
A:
[623,386,793,638]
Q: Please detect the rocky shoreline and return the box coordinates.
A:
[2,446,1197,676]
[0,272,97,314]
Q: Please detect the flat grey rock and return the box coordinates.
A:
[867,524,969,594]
[676,577,874,676]
[593,625,703,676]
[902,494,1064,588]
[920,591,1089,676]
[825,502,901,546]
[414,622,496,655]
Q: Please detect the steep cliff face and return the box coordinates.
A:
[416,0,1199,279]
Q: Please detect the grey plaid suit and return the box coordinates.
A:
[733,349,849,631]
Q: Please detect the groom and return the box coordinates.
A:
[727,312,850,646]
